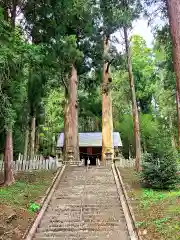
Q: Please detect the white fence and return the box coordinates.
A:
[115,158,180,172]
[115,158,136,168]
[0,154,61,172]
[0,154,136,172]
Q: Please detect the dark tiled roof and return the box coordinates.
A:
[57,132,122,147]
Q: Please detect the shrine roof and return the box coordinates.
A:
[57,132,122,147]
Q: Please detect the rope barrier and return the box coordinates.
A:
[58,146,120,161]
[59,146,119,150]
[79,152,101,156]
[58,148,120,159]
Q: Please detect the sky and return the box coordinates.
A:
[113,17,159,52]
[132,18,154,47]
[132,16,165,47]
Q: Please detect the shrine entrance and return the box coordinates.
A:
[84,157,96,166]
[80,147,101,166]
[56,132,122,165]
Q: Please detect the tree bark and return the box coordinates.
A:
[3,127,15,186]
[1,0,17,27]
[11,0,17,29]
[35,129,40,154]
[102,36,114,163]
[2,0,17,186]
[169,116,176,148]
[167,0,180,149]
[24,128,29,160]
[124,27,141,172]
[64,65,79,162]
[2,0,9,21]
[30,116,36,159]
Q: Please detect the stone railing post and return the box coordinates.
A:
[105,152,113,166]
[67,148,74,164]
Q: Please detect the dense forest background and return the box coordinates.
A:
[0,0,179,172]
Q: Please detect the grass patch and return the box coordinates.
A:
[120,167,180,240]
[0,177,53,207]
[139,188,180,208]
[0,170,56,240]
[0,171,56,208]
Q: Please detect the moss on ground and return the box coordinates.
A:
[0,170,56,240]
[119,167,180,240]
[0,171,56,207]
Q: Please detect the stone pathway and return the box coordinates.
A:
[33,166,130,240]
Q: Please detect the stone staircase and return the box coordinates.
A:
[33,166,130,240]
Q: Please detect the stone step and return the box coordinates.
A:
[40,218,126,225]
[37,225,124,232]
[33,166,130,240]
[34,230,130,240]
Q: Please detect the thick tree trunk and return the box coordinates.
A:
[1,0,17,26]
[2,0,9,21]
[35,129,40,154]
[51,134,56,155]
[102,36,114,163]
[167,0,180,148]
[124,27,141,172]
[11,0,17,29]
[4,127,15,186]
[2,0,17,186]
[64,65,79,162]
[30,116,36,159]
[24,128,29,160]
[169,116,176,148]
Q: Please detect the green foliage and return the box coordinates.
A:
[153,217,170,230]
[115,114,134,158]
[140,116,179,190]
[138,187,180,210]
[39,88,64,155]
[113,29,179,163]
[141,146,178,189]
[0,171,55,213]
[135,221,146,228]
[0,178,51,206]
[29,203,40,213]
[0,17,26,128]
[140,189,166,208]
[0,0,97,156]
[140,114,159,152]
[78,82,102,132]
[131,35,156,113]
[122,168,180,239]
[0,0,178,184]
[99,0,142,35]
[136,217,171,230]
[0,9,33,154]
[114,113,160,158]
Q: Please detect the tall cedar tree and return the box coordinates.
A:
[99,0,142,163]
[143,0,180,149]
[121,0,142,171]
[23,0,94,162]
[1,0,20,185]
[101,36,114,162]
[124,28,141,171]
[167,0,180,148]
[99,0,123,162]
[64,65,79,162]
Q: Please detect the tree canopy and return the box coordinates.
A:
[0,0,179,186]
